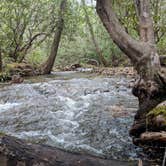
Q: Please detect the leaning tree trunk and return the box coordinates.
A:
[96,0,166,154]
[0,49,2,72]
[40,0,67,74]
[81,0,108,67]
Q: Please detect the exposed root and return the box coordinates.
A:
[140,131,166,142]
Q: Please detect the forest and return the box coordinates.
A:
[0,0,166,165]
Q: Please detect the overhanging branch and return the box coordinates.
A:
[96,0,143,63]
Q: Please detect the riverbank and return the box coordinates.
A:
[56,65,137,77]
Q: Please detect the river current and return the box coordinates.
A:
[0,71,140,161]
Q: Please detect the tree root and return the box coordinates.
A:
[140,131,166,142]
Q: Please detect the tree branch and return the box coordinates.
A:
[96,0,143,63]
[20,32,47,53]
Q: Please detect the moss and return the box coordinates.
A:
[144,106,166,133]
[146,106,166,127]
[6,62,34,76]
[6,63,25,71]
[6,63,20,69]
[147,106,166,118]
[0,131,6,137]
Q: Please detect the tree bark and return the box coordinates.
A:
[0,135,142,166]
[160,55,166,66]
[81,0,108,67]
[40,0,67,74]
[96,0,166,150]
[0,49,2,72]
[134,0,155,44]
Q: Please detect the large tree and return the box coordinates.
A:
[96,0,166,146]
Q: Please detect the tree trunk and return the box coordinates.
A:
[160,55,166,66]
[82,0,108,67]
[0,49,2,72]
[0,135,143,166]
[96,0,166,151]
[40,0,67,74]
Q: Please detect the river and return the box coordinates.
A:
[0,71,146,164]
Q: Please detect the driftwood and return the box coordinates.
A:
[140,132,166,142]
[133,131,166,149]
[0,135,141,166]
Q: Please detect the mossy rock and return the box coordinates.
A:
[147,106,166,118]
[6,62,32,71]
[6,63,35,76]
[146,106,166,130]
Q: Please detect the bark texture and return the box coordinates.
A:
[41,0,66,74]
[0,50,2,72]
[160,55,166,66]
[96,0,166,153]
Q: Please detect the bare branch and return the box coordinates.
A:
[20,33,47,53]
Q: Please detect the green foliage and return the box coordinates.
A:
[27,49,47,66]
[0,0,58,62]
[56,0,125,67]
[0,71,11,82]
[59,0,166,67]
[0,0,165,69]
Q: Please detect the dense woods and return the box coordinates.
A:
[0,0,165,77]
[0,0,166,165]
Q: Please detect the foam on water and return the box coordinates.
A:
[0,102,21,113]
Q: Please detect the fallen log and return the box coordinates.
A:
[0,135,140,166]
[133,131,166,148]
[132,132,166,163]
[140,131,166,142]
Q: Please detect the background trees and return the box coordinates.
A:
[0,0,165,71]
[0,0,57,63]
[41,0,67,74]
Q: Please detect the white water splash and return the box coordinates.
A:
[0,102,21,113]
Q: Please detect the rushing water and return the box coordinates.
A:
[0,71,140,161]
